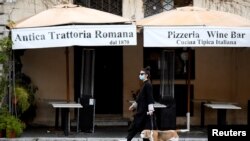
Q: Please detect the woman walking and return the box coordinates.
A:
[126,66,156,141]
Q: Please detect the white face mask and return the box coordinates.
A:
[139,74,145,81]
[139,72,146,81]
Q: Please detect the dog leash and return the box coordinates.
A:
[150,114,154,141]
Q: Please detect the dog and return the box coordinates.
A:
[140,129,181,141]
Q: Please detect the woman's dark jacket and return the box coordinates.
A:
[133,80,155,129]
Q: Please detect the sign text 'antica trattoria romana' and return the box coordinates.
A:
[12,25,137,49]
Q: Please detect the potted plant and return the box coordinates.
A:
[0,106,26,138]
[0,115,7,137]
[14,81,38,125]
[14,56,38,125]
[5,114,26,138]
[14,86,30,113]
[0,106,9,137]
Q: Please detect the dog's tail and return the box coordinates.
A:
[176,129,189,133]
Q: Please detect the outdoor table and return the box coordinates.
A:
[49,101,83,136]
[204,103,241,125]
[153,102,167,108]
[192,99,216,127]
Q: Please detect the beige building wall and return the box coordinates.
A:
[192,0,250,125]
[21,48,74,125]
[193,48,249,125]
[4,0,73,23]
[122,33,144,119]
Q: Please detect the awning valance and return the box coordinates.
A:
[11,25,137,49]
[143,26,250,47]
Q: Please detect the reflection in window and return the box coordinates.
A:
[144,48,195,80]
[143,0,174,17]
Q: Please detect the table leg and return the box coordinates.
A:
[217,109,227,125]
[200,102,205,128]
[248,100,250,126]
[61,108,70,136]
[55,108,59,129]
[77,107,80,132]
[61,109,64,130]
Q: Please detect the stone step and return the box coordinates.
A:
[95,114,130,126]
[71,119,129,127]
[95,119,129,126]
[70,114,130,127]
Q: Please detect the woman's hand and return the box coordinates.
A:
[147,110,154,115]
[129,102,137,111]
[147,104,154,115]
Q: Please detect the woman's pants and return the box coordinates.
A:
[126,121,149,141]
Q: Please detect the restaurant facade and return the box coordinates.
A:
[2,0,250,130]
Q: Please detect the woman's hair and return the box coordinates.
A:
[142,66,151,79]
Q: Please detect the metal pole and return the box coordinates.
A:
[65,47,70,102]
[77,98,80,132]
[91,49,95,133]
[187,48,191,131]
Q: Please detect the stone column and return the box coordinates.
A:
[122,0,144,20]
[122,0,144,119]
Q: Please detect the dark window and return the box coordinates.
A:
[175,0,193,7]
[74,0,122,16]
[143,0,193,17]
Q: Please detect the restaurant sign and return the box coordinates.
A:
[143,26,250,47]
[12,25,137,49]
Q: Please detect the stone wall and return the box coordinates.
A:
[3,0,74,24]
[194,0,250,19]
[0,0,6,38]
